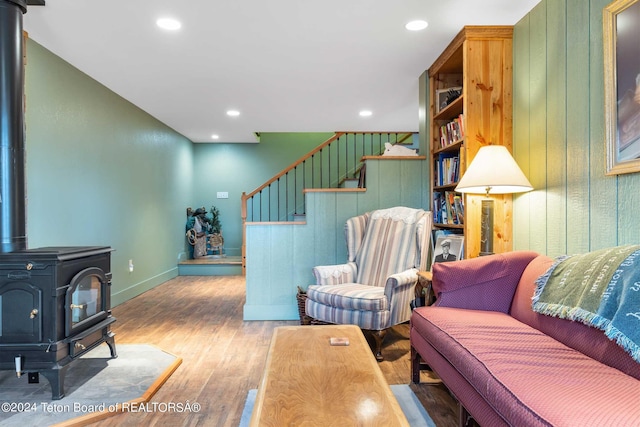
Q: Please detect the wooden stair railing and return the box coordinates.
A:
[241,131,414,273]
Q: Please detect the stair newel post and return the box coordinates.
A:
[241,192,247,275]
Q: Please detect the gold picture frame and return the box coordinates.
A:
[604,0,640,175]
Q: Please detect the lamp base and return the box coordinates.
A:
[479,199,494,256]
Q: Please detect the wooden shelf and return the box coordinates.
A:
[434,140,464,155]
[434,95,463,121]
[428,26,514,259]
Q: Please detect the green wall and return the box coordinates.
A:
[25,40,194,305]
[191,133,333,255]
[513,0,640,256]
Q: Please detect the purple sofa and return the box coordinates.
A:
[410,251,640,427]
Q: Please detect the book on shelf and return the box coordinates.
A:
[434,152,460,187]
[453,195,464,224]
[432,191,464,226]
[438,114,465,148]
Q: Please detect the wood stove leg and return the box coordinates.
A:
[41,365,70,400]
[105,331,118,358]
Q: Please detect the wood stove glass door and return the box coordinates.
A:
[66,267,108,336]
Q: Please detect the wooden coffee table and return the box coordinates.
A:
[250,324,409,426]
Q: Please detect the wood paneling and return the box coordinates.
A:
[565,0,591,254]
[545,0,568,256]
[513,0,640,255]
[513,14,532,251]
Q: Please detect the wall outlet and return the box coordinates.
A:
[217,192,229,199]
[128,259,134,272]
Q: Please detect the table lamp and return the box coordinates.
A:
[455,145,533,256]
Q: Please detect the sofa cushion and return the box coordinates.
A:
[510,255,640,381]
[306,283,387,311]
[305,300,390,330]
[412,306,640,426]
[432,251,538,312]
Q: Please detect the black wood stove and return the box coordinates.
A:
[0,247,117,399]
[0,0,117,399]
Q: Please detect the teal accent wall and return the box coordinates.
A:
[191,133,333,255]
[23,37,431,316]
[513,0,640,256]
[244,158,429,320]
[25,40,194,305]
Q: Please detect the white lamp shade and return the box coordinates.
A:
[455,145,533,194]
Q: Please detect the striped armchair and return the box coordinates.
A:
[305,206,432,361]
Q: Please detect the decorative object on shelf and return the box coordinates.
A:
[435,86,462,113]
[382,142,418,156]
[432,234,464,265]
[455,145,533,256]
[604,0,640,175]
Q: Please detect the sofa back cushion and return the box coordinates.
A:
[511,255,640,380]
[432,251,538,313]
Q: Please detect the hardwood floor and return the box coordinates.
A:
[91,275,459,427]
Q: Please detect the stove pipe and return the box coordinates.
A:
[0,0,28,253]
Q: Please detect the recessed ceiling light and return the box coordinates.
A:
[226,110,240,117]
[156,18,181,31]
[405,20,428,31]
[359,110,373,117]
[211,134,219,140]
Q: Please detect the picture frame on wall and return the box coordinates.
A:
[604,0,640,175]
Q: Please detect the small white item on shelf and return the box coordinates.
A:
[382,142,418,156]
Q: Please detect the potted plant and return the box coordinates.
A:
[208,206,224,256]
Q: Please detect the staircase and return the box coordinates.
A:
[241,131,415,273]
[241,132,413,222]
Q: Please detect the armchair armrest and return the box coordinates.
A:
[385,268,418,325]
[432,251,539,313]
[384,268,419,296]
[312,262,358,286]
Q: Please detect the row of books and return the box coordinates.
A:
[433,191,464,225]
[434,153,460,187]
[437,114,465,148]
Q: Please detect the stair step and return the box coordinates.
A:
[340,178,360,188]
[178,255,242,276]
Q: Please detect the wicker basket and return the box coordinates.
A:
[296,286,332,325]
[296,286,312,325]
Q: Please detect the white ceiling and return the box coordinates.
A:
[22,0,540,143]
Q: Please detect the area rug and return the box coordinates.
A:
[239,384,436,427]
[0,344,182,427]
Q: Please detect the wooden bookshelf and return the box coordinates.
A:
[428,26,514,258]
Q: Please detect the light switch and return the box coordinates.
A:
[217,192,229,199]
